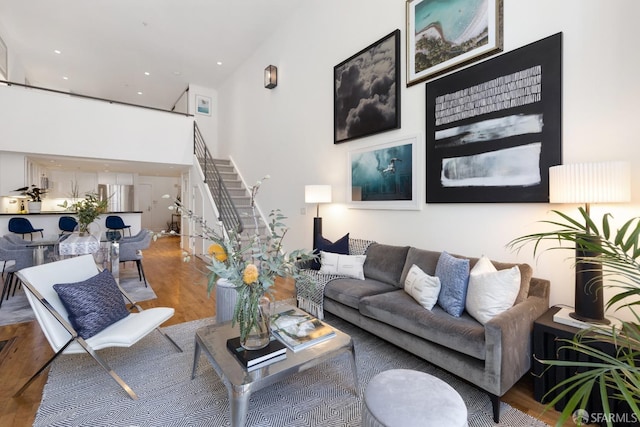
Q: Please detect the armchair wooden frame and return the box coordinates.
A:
[14,255,183,400]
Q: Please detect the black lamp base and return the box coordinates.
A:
[572,234,610,325]
[312,217,323,250]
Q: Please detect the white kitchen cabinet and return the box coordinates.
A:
[0,152,26,196]
[98,172,133,185]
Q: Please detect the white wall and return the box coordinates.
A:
[0,84,194,166]
[216,0,640,318]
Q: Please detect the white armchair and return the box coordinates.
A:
[15,254,182,400]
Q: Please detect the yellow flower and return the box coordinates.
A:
[243,264,259,284]
[208,243,227,262]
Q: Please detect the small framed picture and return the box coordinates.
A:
[347,135,420,210]
[334,30,401,144]
[195,95,211,116]
[406,0,503,86]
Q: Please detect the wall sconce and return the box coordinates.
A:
[305,185,332,249]
[264,65,277,89]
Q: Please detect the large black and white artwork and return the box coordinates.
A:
[426,33,562,203]
[334,29,401,144]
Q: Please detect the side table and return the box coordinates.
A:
[533,306,636,425]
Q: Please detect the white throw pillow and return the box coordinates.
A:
[465,256,520,324]
[319,251,366,280]
[404,264,441,310]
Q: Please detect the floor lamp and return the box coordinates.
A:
[304,185,332,250]
[549,161,631,324]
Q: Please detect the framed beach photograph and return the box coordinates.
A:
[425,33,562,203]
[347,135,420,210]
[334,29,401,144]
[195,95,211,115]
[406,0,503,86]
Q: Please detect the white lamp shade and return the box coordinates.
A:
[305,185,332,204]
[549,161,631,204]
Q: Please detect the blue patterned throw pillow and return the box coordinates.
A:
[435,251,470,317]
[54,269,130,339]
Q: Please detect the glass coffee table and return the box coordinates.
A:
[191,307,358,427]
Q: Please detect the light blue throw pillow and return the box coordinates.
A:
[435,251,470,317]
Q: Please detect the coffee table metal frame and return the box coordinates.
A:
[191,314,358,427]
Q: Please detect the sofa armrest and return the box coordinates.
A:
[483,277,550,394]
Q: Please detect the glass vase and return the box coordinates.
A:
[240,295,271,350]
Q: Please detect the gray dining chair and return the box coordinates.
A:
[0,236,35,308]
[119,231,152,286]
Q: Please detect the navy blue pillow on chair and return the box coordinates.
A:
[54,269,130,339]
[310,233,350,270]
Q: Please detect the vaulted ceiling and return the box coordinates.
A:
[0,0,300,110]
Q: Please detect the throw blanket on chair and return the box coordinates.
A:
[297,238,375,319]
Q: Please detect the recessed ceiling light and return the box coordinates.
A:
[62,76,68,80]
[144,71,150,76]
[137,91,143,95]
[217,61,223,66]
[54,49,61,54]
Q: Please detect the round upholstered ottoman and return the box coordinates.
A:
[362,369,467,427]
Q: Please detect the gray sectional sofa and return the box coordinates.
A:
[300,241,550,423]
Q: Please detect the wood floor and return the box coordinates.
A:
[0,236,562,426]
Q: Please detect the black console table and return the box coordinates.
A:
[533,306,638,426]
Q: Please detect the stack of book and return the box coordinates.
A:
[270,308,336,352]
[226,336,287,371]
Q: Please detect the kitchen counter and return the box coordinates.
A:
[0,212,143,239]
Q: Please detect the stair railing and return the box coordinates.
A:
[193,122,243,233]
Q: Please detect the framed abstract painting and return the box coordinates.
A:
[425,33,562,203]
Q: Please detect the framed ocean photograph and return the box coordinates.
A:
[195,95,211,115]
[406,0,503,86]
[425,33,562,203]
[347,135,420,210]
[334,29,401,144]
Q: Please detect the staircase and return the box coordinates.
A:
[210,159,267,238]
[193,122,267,243]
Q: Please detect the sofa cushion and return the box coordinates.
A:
[404,264,441,310]
[363,243,410,288]
[399,247,442,284]
[465,256,521,324]
[310,233,350,270]
[435,252,470,317]
[324,277,397,310]
[319,252,366,280]
[359,290,486,360]
[490,260,532,304]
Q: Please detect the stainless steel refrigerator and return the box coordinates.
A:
[98,184,135,212]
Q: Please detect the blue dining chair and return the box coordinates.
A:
[105,215,131,236]
[8,217,44,241]
[58,216,78,235]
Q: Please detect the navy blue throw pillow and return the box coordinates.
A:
[310,233,350,270]
[54,269,130,339]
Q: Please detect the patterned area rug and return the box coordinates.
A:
[0,267,157,327]
[34,314,549,427]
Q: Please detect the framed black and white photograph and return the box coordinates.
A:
[425,33,562,203]
[347,135,420,210]
[334,29,401,144]
[195,95,211,116]
[406,0,503,86]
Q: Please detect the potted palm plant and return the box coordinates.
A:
[509,208,640,426]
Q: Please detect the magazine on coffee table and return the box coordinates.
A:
[270,308,335,352]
